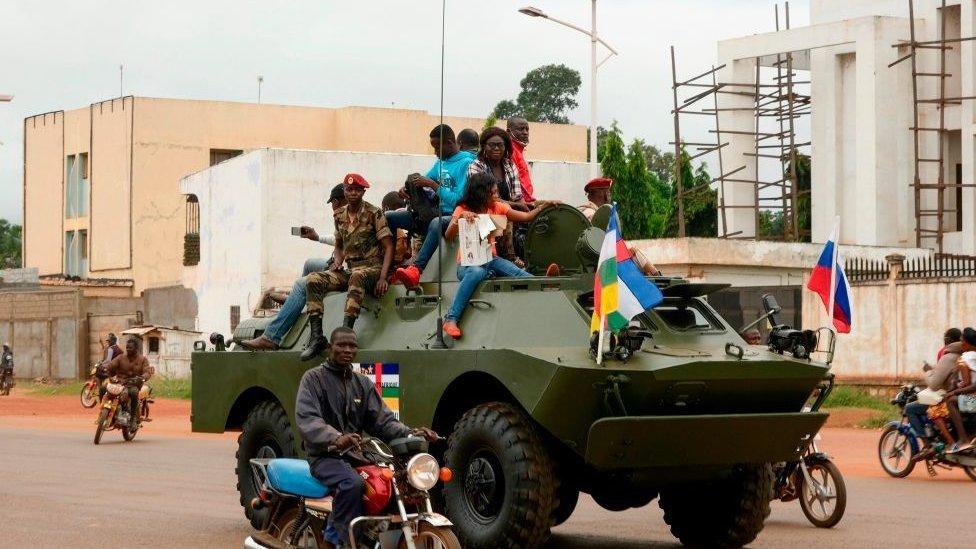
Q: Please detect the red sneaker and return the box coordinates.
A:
[443,320,462,339]
[393,265,422,287]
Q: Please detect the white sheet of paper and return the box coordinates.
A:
[458,217,493,266]
[476,214,496,239]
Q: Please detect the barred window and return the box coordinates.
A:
[184,195,200,266]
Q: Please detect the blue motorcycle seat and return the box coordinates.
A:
[266,459,329,499]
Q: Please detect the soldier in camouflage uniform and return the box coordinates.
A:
[301,173,394,361]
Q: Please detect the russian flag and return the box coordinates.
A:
[806,227,853,334]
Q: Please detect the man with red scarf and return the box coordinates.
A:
[507,116,535,202]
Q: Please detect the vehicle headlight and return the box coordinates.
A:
[406,453,440,491]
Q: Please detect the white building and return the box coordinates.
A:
[180,148,592,337]
[717,0,975,254]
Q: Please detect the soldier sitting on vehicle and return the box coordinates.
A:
[101,337,152,425]
[241,184,347,352]
[577,177,662,276]
[295,327,438,548]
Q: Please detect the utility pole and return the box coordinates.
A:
[257,75,264,103]
[119,64,124,97]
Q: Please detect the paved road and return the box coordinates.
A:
[1,426,973,548]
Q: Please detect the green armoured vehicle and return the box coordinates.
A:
[191,205,832,548]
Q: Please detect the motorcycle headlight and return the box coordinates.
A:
[406,453,440,491]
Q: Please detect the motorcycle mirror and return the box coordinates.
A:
[761,294,782,314]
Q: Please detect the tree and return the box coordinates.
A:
[598,124,672,239]
[757,151,811,242]
[0,219,22,269]
[664,150,717,237]
[492,64,581,124]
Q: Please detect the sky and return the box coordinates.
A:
[0,0,810,223]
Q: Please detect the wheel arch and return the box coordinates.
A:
[431,371,521,435]
[225,386,285,431]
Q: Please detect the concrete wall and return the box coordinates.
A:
[181,148,593,336]
[803,272,976,383]
[23,97,587,295]
[0,288,82,379]
[142,286,198,331]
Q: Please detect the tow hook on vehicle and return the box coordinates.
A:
[595,374,630,416]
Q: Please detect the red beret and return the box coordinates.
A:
[584,177,613,192]
[343,173,370,189]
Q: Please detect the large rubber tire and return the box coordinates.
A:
[878,424,916,478]
[591,487,657,512]
[443,402,556,549]
[236,401,297,529]
[798,460,846,528]
[551,478,579,527]
[658,463,774,548]
[80,382,98,408]
[398,524,461,549]
[94,408,109,445]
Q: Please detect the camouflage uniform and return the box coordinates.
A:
[306,201,391,318]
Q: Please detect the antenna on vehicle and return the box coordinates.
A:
[430,0,449,349]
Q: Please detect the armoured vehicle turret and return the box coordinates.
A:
[191,204,833,548]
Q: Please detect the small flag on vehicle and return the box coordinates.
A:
[807,220,853,334]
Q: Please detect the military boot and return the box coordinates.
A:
[300,314,328,361]
[343,315,357,329]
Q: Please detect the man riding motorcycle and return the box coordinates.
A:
[101,337,152,425]
[1,342,13,386]
[295,326,438,548]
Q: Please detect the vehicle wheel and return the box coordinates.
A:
[878,424,916,478]
[80,382,98,408]
[398,523,461,549]
[658,463,773,547]
[94,408,109,445]
[964,466,976,482]
[236,400,297,529]
[798,460,846,528]
[276,506,325,549]
[444,402,556,549]
[122,423,138,442]
[551,478,579,526]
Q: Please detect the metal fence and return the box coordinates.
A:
[844,257,890,283]
[902,254,976,279]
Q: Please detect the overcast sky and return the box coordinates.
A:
[0,0,810,223]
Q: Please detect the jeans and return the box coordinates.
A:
[310,457,364,546]
[384,211,452,272]
[905,402,930,438]
[263,257,332,344]
[447,257,531,322]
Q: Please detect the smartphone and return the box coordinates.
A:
[291,227,302,236]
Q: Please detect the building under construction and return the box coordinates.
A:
[677,0,976,254]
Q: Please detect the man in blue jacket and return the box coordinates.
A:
[388,124,475,287]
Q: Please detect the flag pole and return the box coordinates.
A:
[596,314,607,365]
[827,216,839,333]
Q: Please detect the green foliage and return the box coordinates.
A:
[0,219,22,268]
[664,150,717,237]
[28,377,192,400]
[821,386,890,412]
[493,64,581,124]
[598,124,672,239]
[483,112,499,131]
[757,151,811,242]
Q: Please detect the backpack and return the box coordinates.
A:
[405,179,440,236]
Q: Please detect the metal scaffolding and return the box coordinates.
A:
[670,2,809,241]
[890,0,976,252]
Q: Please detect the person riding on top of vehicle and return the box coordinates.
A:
[101,333,122,364]
[241,184,347,352]
[295,327,439,548]
[577,177,662,276]
[1,342,13,381]
[944,327,976,453]
[102,337,152,426]
[906,329,966,454]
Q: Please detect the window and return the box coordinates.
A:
[148,337,160,354]
[184,195,200,266]
[65,155,76,218]
[64,231,76,275]
[209,149,243,166]
[650,299,724,333]
[78,153,89,216]
[64,153,89,218]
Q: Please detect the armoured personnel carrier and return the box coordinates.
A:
[191,204,832,547]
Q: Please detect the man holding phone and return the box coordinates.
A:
[241,184,346,351]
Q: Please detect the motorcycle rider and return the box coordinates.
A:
[907,328,966,455]
[101,337,152,426]
[295,327,438,548]
[101,333,123,364]
[1,342,13,385]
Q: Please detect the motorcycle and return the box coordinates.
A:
[80,363,109,408]
[878,383,976,480]
[93,376,153,445]
[245,436,458,549]
[772,376,847,528]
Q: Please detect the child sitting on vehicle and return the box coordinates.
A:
[944,350,976,453]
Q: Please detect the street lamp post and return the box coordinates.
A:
[519,2,617,175]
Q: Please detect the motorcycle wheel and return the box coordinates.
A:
[878,424,916,478]
[798,460,846,528]
[1,378,10,396]
[122,423,138,441]
[94,408,109,445]
[80,382,98,408]
[397,524,461,549]
[275,506,325,549]
[964,466,976,482]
